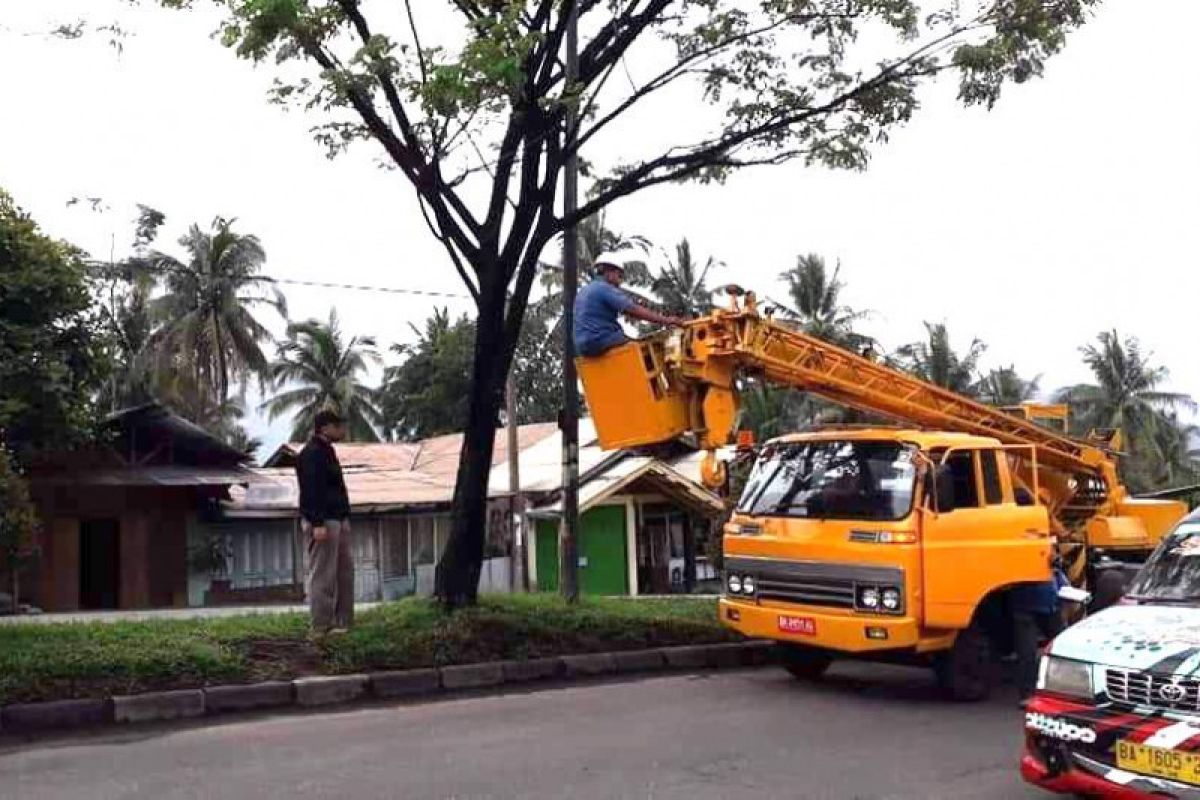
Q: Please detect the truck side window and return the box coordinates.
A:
[946,451,979,508]
[980,450,1003,505]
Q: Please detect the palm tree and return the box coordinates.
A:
[978,366,1042,407]
[1150,412,1200,489]
[895,322,986,396]
[778,254,869,347]
[1055,331,1196,492]
[379,308,475,441]
[146,218,284,409]
[1056,331,1194,437]
[262,310,383,442]
[652,238,718,317]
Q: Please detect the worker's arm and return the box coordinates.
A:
[623,303,686,327]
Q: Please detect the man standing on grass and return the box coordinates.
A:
[296,409,353,639]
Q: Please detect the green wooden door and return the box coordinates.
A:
[580,505,628,595]
[535,507,628,595]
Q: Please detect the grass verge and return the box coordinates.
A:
[0,595,737,705]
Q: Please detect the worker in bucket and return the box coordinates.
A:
[573,251,686,357]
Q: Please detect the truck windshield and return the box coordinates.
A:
[1127,524,1200,602]
[737,440,918,520]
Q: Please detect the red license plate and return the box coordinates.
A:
[778,615,817,636]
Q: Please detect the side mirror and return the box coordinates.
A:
[934,465,956,513]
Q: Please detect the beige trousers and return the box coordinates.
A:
[304,518,354,632]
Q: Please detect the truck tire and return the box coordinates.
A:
[779,644,833,681]
[935,622,993,702]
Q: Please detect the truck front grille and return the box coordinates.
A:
[724,556,903,612]
[755,576,856,609]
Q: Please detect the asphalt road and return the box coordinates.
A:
[0,663,1052,800]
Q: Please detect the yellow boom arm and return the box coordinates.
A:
[578,289,1184,558]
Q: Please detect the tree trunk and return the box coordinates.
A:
[435,297,510,609]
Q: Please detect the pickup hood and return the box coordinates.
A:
[1051,603,1200,675]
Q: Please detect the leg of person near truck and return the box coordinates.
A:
[1015,609,1064,706]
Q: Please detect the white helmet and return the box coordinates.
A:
[594,251,627,273]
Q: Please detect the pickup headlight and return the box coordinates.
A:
[1038,656,1092,699]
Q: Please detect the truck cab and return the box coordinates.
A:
[720,428,1054,699]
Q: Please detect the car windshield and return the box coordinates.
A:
[737,440,918,520]
[1127,523,1200,602]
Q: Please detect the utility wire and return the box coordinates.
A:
[83,259,471,300]
[265,276,470,300]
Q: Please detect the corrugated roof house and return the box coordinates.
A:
[205,420,723,602]
[26,403,257,612]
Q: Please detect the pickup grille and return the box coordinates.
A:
[1106,668,1200,713]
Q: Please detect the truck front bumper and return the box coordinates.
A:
[719,598,921,654]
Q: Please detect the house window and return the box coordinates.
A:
[382,517,410,578]
[412,516,437,566]
[227,520,295,588]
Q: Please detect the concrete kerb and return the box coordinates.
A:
[501,657,563,684]
[0,641,772,736]
[204,681,295,714]
[114,689,205,724]
[612,649,667,673]
[562,652,617,677]
[294,675,368,707]
[371,669,441,699]
[1,698,112,733]
[440,661,505,690]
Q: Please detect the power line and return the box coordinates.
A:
[266,276,470,300]
[83,259,471,300]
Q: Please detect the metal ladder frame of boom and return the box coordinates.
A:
[667,291,1124,508]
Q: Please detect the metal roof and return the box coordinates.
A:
[33,465,260,487]
[228,417,722,517]
[528,457,724,519]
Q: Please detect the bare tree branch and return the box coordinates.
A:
[576,12,850,154]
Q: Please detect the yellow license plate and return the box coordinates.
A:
[1116,739,1200,786]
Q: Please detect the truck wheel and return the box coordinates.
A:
[935,622,993,702]
[779,644,833,681]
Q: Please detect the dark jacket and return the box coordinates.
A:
[296,436,350,525]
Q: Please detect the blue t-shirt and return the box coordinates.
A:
[574,278,634,356]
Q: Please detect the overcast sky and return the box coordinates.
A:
[2,1,1197,455]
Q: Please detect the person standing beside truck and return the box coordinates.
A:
[1013,564,1069,706]
[296,409,354,640]
[573,251,686,357]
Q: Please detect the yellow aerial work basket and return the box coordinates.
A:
[576,339,689,450]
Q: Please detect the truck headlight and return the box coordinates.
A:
[727,574,742,595]
[742,575,756,595]
[881,588,902,611]
[858,586,880,609]
[1039,656,1092,700]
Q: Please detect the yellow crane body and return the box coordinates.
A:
[577,290,1185,697]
